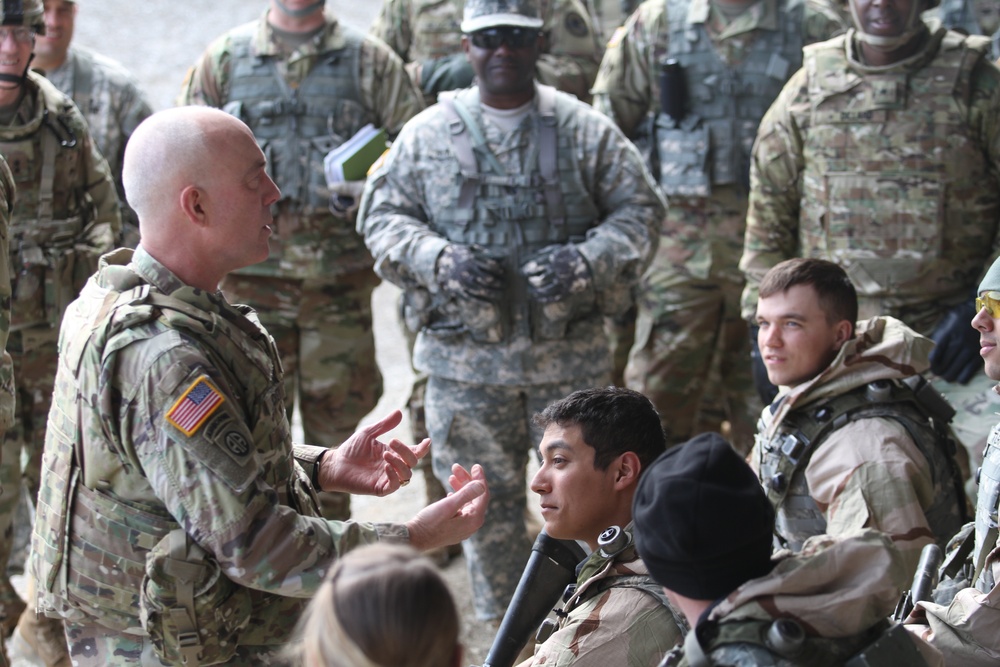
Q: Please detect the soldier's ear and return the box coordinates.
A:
[179,185,208,227]
[833,319,852,350]
[614,451,641,490]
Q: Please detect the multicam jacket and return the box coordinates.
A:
[0,157,13,435]
[370,0,602,103]
[2,71,120,332]
[41,45,153,243]
[750,317,966,577]
[740,27,1000,329]
[29,247,406,643]
[663,531,943,666]
[179,8,424,279]
[359,83,663,386]
[525,527,684,666]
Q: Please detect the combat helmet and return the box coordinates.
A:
[1,0,44,35]
[461,0,544,33]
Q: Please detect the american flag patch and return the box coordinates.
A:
[165,377,224,436]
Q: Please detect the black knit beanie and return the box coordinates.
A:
[632,432,776,600]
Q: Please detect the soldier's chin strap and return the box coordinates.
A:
[0,53,34,89]
[849,0,929,53]
[273,0,325,18]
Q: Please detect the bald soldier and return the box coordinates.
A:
[27,106,489,666]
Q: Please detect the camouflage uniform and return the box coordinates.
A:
[935,0,1000,60]
[907,407,1000,664]
[525,523,685,667]
[27,247,408,665]
[41,45,153,248]
[179,7,425,520]
[0,157,15,665]
[740,26,1000,468]
[750,317,966,578]
[0,70,119,628]
[661,531,944,666]
[370,0,602,104]
[591,0,846,451]
[359,82,662,619]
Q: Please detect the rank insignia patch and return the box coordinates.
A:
[166,376,224,436]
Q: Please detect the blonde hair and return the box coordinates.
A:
[289,544,460,667]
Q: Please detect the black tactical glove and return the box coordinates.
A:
[435,244,505,302]
[328,180,365,220]
[420,53,475,97]
[929,301,981,384]
[749,323,779,405]
[522,244,592,303]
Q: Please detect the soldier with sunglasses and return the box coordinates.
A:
[359,0,664,627]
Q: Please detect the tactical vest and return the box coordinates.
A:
[756,378,967,552]
[424,86,604,342]
[654,0,805,196]
[31,251,316,634]
[222,22,369,217]
[799,31,998,325]
[2,74,98,330]
[974,424,1000,594]
[664,617,925,666]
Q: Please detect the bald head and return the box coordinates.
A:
[123,107,279,291]
[123,106,242,230]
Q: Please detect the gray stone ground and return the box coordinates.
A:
[6,2,554,665]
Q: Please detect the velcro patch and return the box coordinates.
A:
[165,376,224,436]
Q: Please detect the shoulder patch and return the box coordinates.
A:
[165,376,224,436]
[564,11,590,38]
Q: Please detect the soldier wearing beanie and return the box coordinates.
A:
[632,433,944,666]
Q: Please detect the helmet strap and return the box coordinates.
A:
[849,0,928,52]
[273,0,325,19]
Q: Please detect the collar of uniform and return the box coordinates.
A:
[131,244,195,296]
[688,0,779,36]
[254,8,347,60]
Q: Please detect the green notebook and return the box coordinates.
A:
[323,124,388,183]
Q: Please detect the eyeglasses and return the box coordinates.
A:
[977,291,1000,318]
[469,27,539,50]
[0,27,33,44]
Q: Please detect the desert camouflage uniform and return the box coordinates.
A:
[370,0,602,104]
[740,27,1000,470]
[661,531,944,666]
[591,0,846,451]
[179,8,424,520]
[41,45,154,248]
[750,317,966,578]
[0,71,119,627]
[27,247,408,665]
[0,157,15,666]
[935,0,1000,60]
[360,83,662,619]
[525,523,685,667]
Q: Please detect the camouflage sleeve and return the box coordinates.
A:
[527,588,682,666]
[572,106,664,292]
[805,418,938,578]
[177,34,231,108]
[591,1,665,137]
[966,57,1000,277]
[368,0,413,61]
[739,68,810,319]
[536,0,603,101]
[125,339,396,598]
[801,0,849,44]
[911,538,1000,664]
[0,158,12,433]
[358,36,427,138]
[358,113,451,291]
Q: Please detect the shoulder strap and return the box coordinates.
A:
[535,84,565,227]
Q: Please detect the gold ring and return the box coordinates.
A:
[400,479,411,487]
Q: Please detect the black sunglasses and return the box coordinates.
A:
[469,27,540,50]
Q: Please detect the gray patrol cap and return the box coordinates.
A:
[461,0,544,33]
